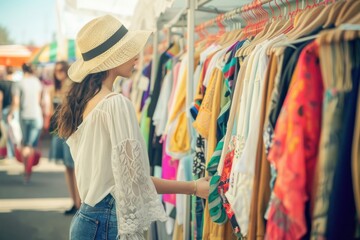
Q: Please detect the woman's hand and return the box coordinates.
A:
[194,176,211,199]
[151,176,211,198]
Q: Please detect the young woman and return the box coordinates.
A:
[56,15,210,239]
[49,61,80,214]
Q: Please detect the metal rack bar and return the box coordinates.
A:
[184,1,195,240]
[194,0,272,31]
[150,30,159,93]
[197,0,213,7]
[197,7,227,14]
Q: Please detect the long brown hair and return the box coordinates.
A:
[56,71,108,138]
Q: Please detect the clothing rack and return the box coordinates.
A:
[148,0,293,239]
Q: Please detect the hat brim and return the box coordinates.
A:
[68,30,152,83]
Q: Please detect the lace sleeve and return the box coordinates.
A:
[112,139,167,239]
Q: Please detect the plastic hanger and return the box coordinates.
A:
[286,0,317,37]
[287,5,326,40]
[217,15,235,46]
[343,21,360,41]
[323,0,346,27]
[236,1,274,57]
[241,19,285,56]
[335,0,360,26]
[320,1,360,44]
[274,3,332,46]
[242,0,291,56]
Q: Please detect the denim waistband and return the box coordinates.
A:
[80,194,115,213]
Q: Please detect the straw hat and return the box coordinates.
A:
[68,14,152,82]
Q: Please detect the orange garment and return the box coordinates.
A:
[266,42,324,239]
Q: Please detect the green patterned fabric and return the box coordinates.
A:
[208,173,228,224]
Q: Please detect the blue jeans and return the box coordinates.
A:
[70,194,118,240]
[20,119,42,147]
[49,135,74,168]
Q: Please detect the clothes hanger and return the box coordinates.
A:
[323,0,346,28]
[221,29,242,46]
[335,0,360,27]
[242,20,284,56]
[320,1,360,44]
[195,23,206,46]
[288,4,330,40]
[286,0,320,37]
[217,16,236,46]
[243,0,291,56]
[217,16,232,45]
[343,22,360,42]
[236,1,275,57]
[274,6,332,49]
[287,4,326,40]
[324,14,360,44]
[234,4,255,54]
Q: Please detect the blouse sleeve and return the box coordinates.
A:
[105,95,167,239]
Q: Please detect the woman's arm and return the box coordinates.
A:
[151,176,210,199]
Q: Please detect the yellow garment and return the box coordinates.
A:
[168,42,180,56]
[193,68,217,139]
[167,50,200,155]
[193,67,223,160]
[169,111,190,154]
[169,68,187,123]
[206,68,225,161]
[203,201,237,240]
[194,65,236,239]
[172,221,183,240]
[167,66,190,154]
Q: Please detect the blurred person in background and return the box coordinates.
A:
[49,61,80,214]
[39,65,56,131]
[16,63,43,183]
[0,66,20,158]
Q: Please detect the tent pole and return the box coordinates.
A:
[184,0,195,239]
[150,30,159,93]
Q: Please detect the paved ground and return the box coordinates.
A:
[0,134,73,240]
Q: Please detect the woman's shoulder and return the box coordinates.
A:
[100,93,136,121]
[101,93,131,109]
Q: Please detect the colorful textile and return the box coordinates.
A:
[161,136,179,205]
[266,41,324,240]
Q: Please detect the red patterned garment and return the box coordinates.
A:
[266,41,324,240]
[218,139,241,236]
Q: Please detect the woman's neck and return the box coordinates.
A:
[102,72,116,92]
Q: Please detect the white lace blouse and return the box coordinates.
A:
[67,93,167,239]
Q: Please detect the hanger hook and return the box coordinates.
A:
[286,0,291,13]
[274,0,282,20]
[268,0,275,20]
